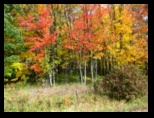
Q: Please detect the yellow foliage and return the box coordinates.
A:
[12,62,24,71]
[11,62,31,79]
[19,50,35,61]
[61,62,69,69]
[94,52,104,60]
[4,78,8,82]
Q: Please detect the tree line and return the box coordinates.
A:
[4,4,148,85]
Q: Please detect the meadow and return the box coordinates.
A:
[4,83,148,112]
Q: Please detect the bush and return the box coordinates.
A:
[97,65,148,101]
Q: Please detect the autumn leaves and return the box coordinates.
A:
[4,4,148,83]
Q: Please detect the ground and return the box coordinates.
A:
[4,83,148,112]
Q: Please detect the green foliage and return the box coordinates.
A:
[4,4,23,44]
[4,4,148,86]
[4,55,20,64]
[5,61,31,83]
[4,66,14,78]
[4,4,25,81]
[98,65,148,101]
[40,55,50,74]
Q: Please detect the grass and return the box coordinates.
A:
[4,83,148,112]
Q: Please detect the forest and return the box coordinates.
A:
[4,4,148,112]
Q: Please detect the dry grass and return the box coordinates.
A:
[4,83,148,112]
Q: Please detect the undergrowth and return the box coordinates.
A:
[4,83,148,112]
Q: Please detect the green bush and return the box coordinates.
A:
[97,65,148,101]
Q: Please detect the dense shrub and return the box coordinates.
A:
[96,65,148,101]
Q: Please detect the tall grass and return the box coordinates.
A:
[4,83,148,112]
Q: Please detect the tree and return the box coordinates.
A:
[4,4,26,83]
[18,4,58,86]
[4,4,148,85]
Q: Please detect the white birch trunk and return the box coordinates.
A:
[52,65,55,86]
[49,73,52,87]
[95,59,97,81]
[84,59,86,85]
[91,59,94,84]
[79,61,83,84]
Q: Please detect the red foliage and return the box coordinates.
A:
[18,5,58,75]
[64,5,95,53]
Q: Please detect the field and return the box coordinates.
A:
[4,83,148,112]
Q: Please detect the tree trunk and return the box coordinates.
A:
[103,56,105,76]
[79,61,83,84]
[91,59,94,84]
[100,59,103,75]
[84,59,86,85]
[95,59,97,81]
[109,56,111,71]
[105,57,108,74]
[112,56,114,70]
[52,65,55,86]
[49,72,52,87]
